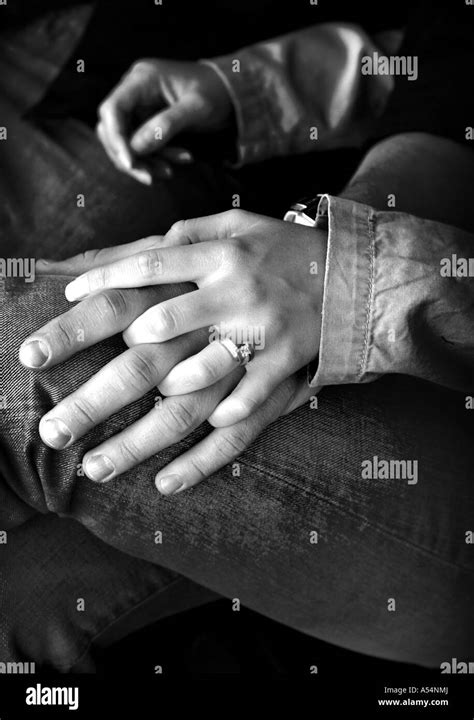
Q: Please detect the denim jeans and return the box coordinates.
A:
[1,103,473,673]
[1,270,474,670]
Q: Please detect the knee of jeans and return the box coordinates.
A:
[26,388,151,518]
[1,293,150,515]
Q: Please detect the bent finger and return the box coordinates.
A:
[155,375,297,494]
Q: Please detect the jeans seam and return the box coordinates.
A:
[59,574,189,672]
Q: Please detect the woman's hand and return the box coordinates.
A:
[64,210,327,427]
[19,245,315,494]
[97,58,234,184]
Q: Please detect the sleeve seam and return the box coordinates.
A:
[357,209,376,381]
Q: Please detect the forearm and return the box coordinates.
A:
[340,132,474,232]
[203,24,401,166]
[312,135,474,391]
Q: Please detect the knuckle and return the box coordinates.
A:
[195,356,220,386]
[155,303,179,336]
[185,454,209,482]
[243,274,267,307]
[98,100,111,119]
[49,316,75,352]
[93,289,128,323]
[136,250,162,280]
[131,59,152,74]
[118,436,143,465]
[214,430,249,459]
[224,235,253,271]
[86,265,107,292]
[164,398,197,434]
[168,219,187,240]
[123,349,157,389]
[235,394,260,416]
[226,208,246,225]
[82,249,102,265]
[70,395,98,425]
[275,339,297,368]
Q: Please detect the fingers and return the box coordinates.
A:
[62,209,258,302]
[208,364,286,426]
[161,146,193,164]
[38,333,205,450]
[164,208,255,245]
[97,72,145,171]
[123,287,228,345]
[154,375,296,494]
[98,121,153,184]
[97,112,134,175]
[129,100,194,156]
[36,236,164,276]
[81,370,241,484]
[18,286,166,370]
[35,221,202,277]
[64,242,222,301]
[158,339,239,395]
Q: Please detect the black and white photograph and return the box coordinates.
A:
[0,0,473,715]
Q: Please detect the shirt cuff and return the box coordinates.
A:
[200,57,283,167]
[310,194,376,388]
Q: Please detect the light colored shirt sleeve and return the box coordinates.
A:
[312,194,474,392]
[201,23,400,166]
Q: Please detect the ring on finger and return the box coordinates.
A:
[219,337,255,366]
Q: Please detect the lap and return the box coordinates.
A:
[0,99,237,259]
[1,274,473,665]
[0,513,216,670]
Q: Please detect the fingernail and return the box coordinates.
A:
[36,258,50,267]
[84,454,115,482]
[65,276,89,302]
[175,150,193,163]
[40,418,73,449]
[156,474,185,495]
[19,340,50,368]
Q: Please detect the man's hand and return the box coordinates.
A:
[19,245,314,495]
[97,59,234,184]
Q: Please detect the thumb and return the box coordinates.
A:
[130,98,197,155]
